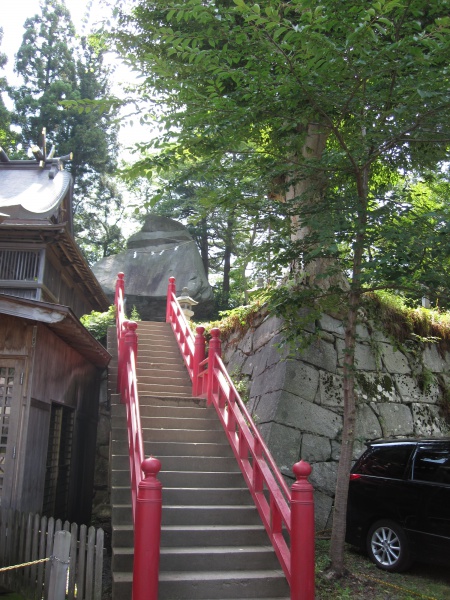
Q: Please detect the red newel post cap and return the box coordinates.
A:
[142,456,162,479]
[293,460,312,480]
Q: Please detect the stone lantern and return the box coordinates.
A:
[177,287,198,321]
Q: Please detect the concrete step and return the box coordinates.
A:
[158,569,290,599]
[112,441,235,460]
[111,457,239,484]
[113,570,289,600]
[113,485,252,506]
[112,523,271,549]
[114,545,281,573]
[112,425,228,444]
[140,415,224,430]
[112,469,243,489]
[162,505,262,526]
[112,503,264,528]
[138,403,216,419]
[137,383,193,396]
[161,524,272,547]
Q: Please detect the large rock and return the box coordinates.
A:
[92,216,214,320]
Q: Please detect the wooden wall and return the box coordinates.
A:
[0,316,102,525]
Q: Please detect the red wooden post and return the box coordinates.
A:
[132,456,163,600]
[166,276,176,323]
[207,328,221,405]
[290,460,315,600]
[124,320,138,361]
[115,271,125,306]
[120,320,138,402]
[193,326,206,396]
[115,273,125,392]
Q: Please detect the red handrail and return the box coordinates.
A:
[115,274,161,600]
[166,277,315,600]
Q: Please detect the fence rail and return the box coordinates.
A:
[0,507,103,600]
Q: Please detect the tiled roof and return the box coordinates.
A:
[0,163,71,220]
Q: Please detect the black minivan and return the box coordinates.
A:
[346,438,450,572]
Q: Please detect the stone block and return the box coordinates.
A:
[331,440,341,461]
[283,361,319,402]
[301,434,331,462]
[309,461,337,496]
[319,314,345,338]
[239,329,254,355]
[297,338,338,373]
[423,344,448,373]
[264,422,302,472]
[377,403,414,437]
[355,403,382,441]
[356,322,371,341]
[314,490,334,532]
[226,350,247,377]
[250,391,280,423]
[411,403,447,436]
[250,361,287,397]
[276,392,342,439]
[394,374,424,403]
[265,334,290,368]
[379,342,411,374]
[336,339,377,371]
[252,315,283,351]
[356,372,399,403]
[319,372,344,408]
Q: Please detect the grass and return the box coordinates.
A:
[316,539,450,599]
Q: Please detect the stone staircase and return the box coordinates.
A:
[110,321,289,600]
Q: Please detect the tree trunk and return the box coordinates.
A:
[221,211,234,308]
[199,217,209,278]
[329,165,369,575]
[329,289,358,575]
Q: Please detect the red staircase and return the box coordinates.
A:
[112,274,315,600]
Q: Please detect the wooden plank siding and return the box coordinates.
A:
[0,315,103,524]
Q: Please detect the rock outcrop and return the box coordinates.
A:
[92,216,214,320]
[222,309,450,530]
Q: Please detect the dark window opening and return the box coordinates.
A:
[43,404,74,520]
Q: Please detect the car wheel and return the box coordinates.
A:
[367,520,412,572]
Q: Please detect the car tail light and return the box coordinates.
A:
[350,473,362,481]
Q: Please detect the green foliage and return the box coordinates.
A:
[130,306,141,321]
[196,293,269,341]
[80,305,116,343]
[364,291,450,352]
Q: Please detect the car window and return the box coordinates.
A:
[413,447,450,484]
[356,445,413,478]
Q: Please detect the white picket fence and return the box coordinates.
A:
[0,508,104,599]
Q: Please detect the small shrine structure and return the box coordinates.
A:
[0,135,110,524]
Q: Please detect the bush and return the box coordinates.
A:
[80,305,116,343]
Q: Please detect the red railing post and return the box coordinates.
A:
[193,326,206,396]
[115,272,125,393]
[166,276,176,323]
[290,461,315,600]
[207,328,221,404]
[124,320,138,362]
[115,271,125,306]
[120,320,138,402]
[132,456,162,600]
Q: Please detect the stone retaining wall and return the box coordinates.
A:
[222,310,450,530]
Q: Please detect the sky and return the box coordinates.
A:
[1,0,145,154]
[2,0,103,81]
